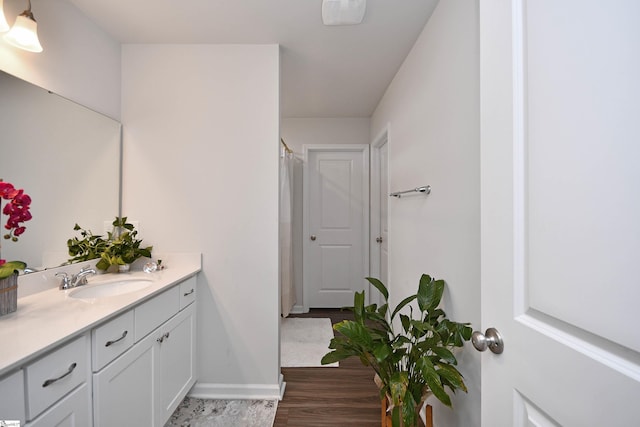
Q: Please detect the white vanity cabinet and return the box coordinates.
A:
[92,276,197,427]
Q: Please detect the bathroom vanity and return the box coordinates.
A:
[0,255,200,426]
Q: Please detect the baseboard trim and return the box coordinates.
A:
[279,373,286,400]
[189,381,283,400]
[290,304,308,314]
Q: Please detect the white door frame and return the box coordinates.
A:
[302,144,370,311]
[369,126,389,306]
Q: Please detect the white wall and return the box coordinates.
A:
[0,0,120,119]
[371,1,480,426]
[281,118,370,312]
[121,44,281,398]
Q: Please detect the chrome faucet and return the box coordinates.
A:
[57,266,97,290]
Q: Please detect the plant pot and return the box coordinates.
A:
[0,272,18,316]
[381,397,432,427]
[375,374,433,427]
[118,264,131,273]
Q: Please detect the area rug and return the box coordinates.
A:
[164,397,277,427]
[280,317,338,367]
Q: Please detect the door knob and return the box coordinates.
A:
[472,327,504,354]
[310,235,316,241]
[376,237,383,243]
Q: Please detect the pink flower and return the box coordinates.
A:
[0,259,5,266]
[15,192,31,206]
[0,183,18,200]
[0,182,13,195]
[0,180,32,242]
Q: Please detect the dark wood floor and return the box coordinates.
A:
[274,309,382,426]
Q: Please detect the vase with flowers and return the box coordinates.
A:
[0,180,32,315]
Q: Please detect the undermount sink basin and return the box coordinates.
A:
[68,278,153,299]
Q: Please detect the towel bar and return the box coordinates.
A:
[389,185,431,198]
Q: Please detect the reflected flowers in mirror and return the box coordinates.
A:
[0,180,32,278]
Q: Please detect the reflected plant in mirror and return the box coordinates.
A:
[0,180,32,278]
[66,223,108,265]
[67,217,152,272]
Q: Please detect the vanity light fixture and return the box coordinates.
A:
[0,0,10,32]
[322,0,366,26]
[3,0,43,53]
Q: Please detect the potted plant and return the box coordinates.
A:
[321,274,472,427]
[67,217,152,272]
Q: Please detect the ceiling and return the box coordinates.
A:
[67,0,438,118]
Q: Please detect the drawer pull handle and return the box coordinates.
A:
[42,362,77,387]
[183,289,194,296]
[105,330,128,347]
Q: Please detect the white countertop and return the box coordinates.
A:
[0,254,201,377]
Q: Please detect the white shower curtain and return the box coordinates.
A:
[280,147,295,317]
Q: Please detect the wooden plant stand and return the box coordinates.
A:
[381,398,433,427]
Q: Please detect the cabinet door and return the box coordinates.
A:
[156,304,196,425]
[26,383,91,427]
[0,370,25,424]
[93,332,157,427]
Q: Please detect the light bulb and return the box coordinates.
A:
[4,11,42,52]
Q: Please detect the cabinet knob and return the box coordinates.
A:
[157,332,170,344]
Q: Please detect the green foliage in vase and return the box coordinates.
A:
[67,217,152,271]
[321,274,473,427]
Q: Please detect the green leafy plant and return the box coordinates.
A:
[321,274,473,427]
[67,224,109,264]
[67,217,152,271]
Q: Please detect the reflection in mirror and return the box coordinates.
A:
[0,71,121,271]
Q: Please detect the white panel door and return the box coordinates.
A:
[480,1,640,425]
[304,145,369,308]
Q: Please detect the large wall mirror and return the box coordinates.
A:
[0,70,121,271]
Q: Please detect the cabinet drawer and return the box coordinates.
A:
[25,334,89,420]
[92,310,135,372]
[26,382,91,427]
[0,369,25,423]
[134,286,179,341]
[179,276,197,310]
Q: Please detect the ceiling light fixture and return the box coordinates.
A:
[3,0,43,53]
[322,0,366,26]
